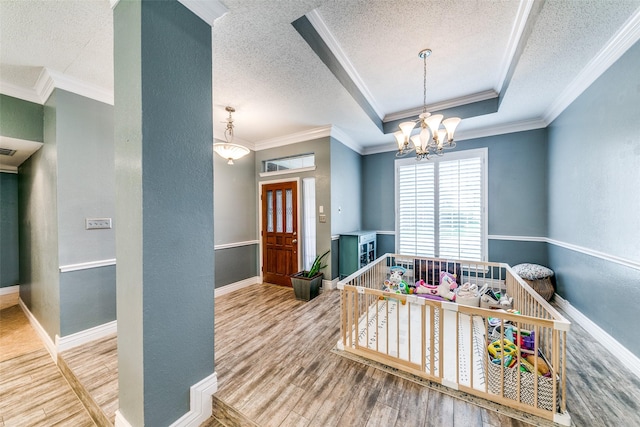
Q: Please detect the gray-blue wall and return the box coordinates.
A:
[0,173,20,287]
[0,94,43,142]
[361,128,549,265]
[114,1,215,424]
[214,150,258,287]
[17,88,116,339]
[18,91,61,339]
[330,138,362,234]
[548,39,640,356]
[55,90,116,336]
[1,95,43,290]
[60,265,116,334]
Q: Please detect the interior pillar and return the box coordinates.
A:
[113,0,214,425]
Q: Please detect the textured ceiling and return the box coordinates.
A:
[1,0,640,165]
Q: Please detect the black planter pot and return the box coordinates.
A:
[290,272,323,301]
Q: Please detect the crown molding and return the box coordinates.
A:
[43,68,113,105]
[361,143,395,156]
[330,126,364,154]
[0,81,41,104]
[544,6,640,124]
[305,10,384,120]
[178,0,228,26]
[454,117,547,141]
[252,125,364,154]
[34,68,56,104]
[383,90,498,122]
[495,0,535,93]
[3,68,114,106]
[253,125,333,151]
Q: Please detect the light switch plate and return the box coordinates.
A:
[86,218,112,230]
[319,214,327,223]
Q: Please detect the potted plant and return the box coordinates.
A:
[290,250,330,301]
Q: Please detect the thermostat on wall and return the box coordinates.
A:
[86,218,112,230]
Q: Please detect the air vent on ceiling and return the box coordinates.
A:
[0,148,17,157]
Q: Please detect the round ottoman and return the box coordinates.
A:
[512,263,555,301]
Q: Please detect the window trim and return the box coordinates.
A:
[394,147,488,261]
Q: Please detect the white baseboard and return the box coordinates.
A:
[214,276,259,297]
[18,298,57,362]
[114,410,132,427]
[554,293,640,380]
[114,372,217,427]
[169,372,218,427]
[323,277,339,290]
[56,320,117,353]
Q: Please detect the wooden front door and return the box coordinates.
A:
[262,181,298,286]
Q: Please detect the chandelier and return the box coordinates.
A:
[213,106,250,165]
[395,49,461,160]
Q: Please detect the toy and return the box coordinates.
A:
[480,288,514,310]
[525,354,550,375]
[488,339,517,359]
[455,283,487,307]
[436,280,456,301]
[439,271,458,290]
[389,267,409,293]
[522,331,535,350]
[414,279,455,301]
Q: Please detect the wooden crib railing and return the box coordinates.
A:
[337,254,571,425]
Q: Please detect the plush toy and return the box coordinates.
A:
[439,271,458,290]
[415,279,435,295]
[436,281,456,301]
[389,268,409,294]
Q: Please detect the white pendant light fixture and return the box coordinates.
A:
[396,49,461,160]
[213,106,250,165]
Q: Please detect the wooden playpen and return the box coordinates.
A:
[337,254,571,425]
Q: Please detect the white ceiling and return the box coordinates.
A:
[1,0,640,170]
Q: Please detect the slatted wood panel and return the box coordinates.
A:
[0,306,95,427]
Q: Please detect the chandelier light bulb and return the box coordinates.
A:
[394,131,406,150]
[399,121,417,140]
[442,117,461,141]
[425,114,443,137]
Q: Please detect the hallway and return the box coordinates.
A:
[0,299,95,427]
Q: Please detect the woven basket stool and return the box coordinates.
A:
[512,263,554,301]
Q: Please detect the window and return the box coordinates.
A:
[262,153,315,173]
[395,148,487,261]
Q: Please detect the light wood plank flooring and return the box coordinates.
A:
[59,334,118,426]
[56,283,640,426]
[0,304,95,427]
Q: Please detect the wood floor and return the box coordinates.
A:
[0,304,95,427]
[17,283,640,426]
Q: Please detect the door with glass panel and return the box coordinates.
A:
[262,181,298,286]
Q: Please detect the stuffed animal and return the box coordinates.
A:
[436,281,456,301]
[389,268,409,294]
[415,279,435,294]
[439,271,458,290]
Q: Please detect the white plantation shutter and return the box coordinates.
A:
[396,149,486,261]
[397,162,435,256]
[439,157,483,260]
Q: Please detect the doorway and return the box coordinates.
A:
[261,180,299,286]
